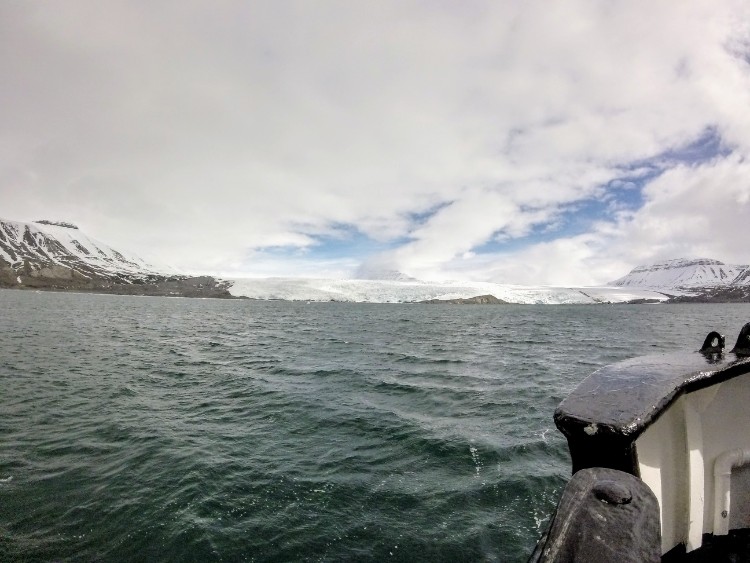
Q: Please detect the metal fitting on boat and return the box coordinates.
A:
[700,331,725,354]
[593,480,632,505]
[730,322,750,356]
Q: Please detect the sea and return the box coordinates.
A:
[2,289,750,562]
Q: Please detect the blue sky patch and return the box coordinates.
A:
[471,127,729,256]
[258,225,398,261]
[405,201,453,227]
[658,126,728,165]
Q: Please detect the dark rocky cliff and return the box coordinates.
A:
[420,294,509,304]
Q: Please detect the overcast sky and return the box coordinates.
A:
[3,1,750,284]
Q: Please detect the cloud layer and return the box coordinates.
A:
[2,1,750,283]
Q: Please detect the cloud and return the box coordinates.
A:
[1,1,750,282]
[607,155,750,265]
[440,154,750,285]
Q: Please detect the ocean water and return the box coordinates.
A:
[2,290,749,562]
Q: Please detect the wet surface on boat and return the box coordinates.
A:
[556,351,750,442]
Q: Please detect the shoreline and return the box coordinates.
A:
[4,285,748,305]
[0,275,243,300]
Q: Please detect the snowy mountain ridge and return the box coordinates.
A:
[610,258,750,289]
[2,216,745,302]
[0,218,178,283]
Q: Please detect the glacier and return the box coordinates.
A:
[228,277,668,304]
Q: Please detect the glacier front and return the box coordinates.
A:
[228,278,668,304]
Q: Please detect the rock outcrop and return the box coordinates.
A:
[420,294,508,304]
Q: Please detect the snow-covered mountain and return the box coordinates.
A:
[610,258,749,290]
[7,216,741,303]
[0,218,178,284]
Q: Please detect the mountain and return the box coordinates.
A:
[610,258,749,290]
[0,219,177,282]
[0,218,234,297]
[6,217,744,303]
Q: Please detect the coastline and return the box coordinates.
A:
[0,275,242,300]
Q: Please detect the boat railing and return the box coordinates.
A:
[531,322,750,562]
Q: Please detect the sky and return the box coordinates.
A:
[2,1,750,285]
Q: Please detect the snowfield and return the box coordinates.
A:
[228,278,669,304]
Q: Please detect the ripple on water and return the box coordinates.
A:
[2,292,749,562]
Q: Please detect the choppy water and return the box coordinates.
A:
[2,290,749,562]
